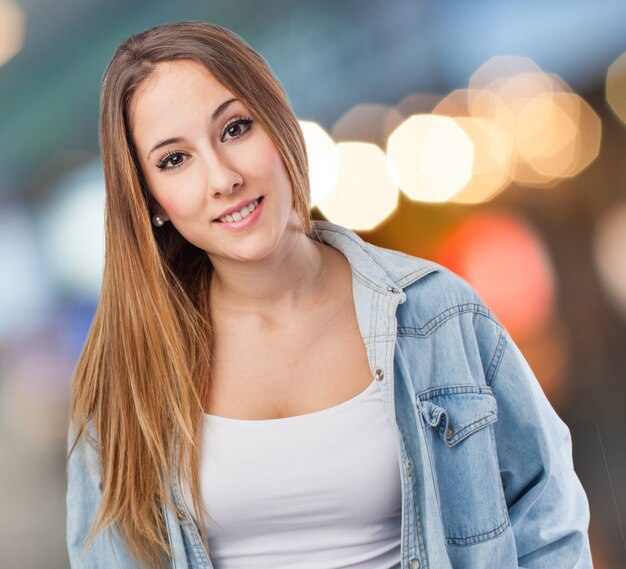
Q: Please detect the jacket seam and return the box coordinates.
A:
[315,226,437,291]
[486,329,508,389]
[397,303,500,337]
[445,516,510,547]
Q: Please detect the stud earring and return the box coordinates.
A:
[152,214,166,227]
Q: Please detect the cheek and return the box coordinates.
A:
[147,176,202,219]
[247,133,287,175]
[155,192,184,217]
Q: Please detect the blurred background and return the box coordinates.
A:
[1,0,625,567]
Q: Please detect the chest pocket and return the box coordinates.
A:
[416,385,509,547]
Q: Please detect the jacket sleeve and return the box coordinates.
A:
[489,327,593,568]
[66,423,138,568]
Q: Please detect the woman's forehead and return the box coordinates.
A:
[129,60,238,144]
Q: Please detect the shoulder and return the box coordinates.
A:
[363,238,501,330]
[312,219,502,334]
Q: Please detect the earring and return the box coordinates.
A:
[152,214,166,227]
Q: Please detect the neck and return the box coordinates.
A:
[207,228,329,322]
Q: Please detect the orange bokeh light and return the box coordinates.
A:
[435,211,556,340]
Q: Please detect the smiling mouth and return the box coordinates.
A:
[215,196,264,223]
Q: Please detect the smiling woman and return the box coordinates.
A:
[129,60,297,264]
[66,21,593,569]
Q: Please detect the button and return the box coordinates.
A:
[374,368,385,381]
[387,286,400,294]
[409,559,420,569]
[406,462,413,476]
[445,427,454,440]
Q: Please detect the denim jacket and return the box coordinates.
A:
[67,220,593,568]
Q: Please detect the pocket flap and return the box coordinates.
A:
[417,385,498,447]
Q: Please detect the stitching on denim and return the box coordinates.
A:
[397,417,430,568]
[489,420,510,520]
[485,327,507,388]
[353,271,379,292]
[368,289,374,341]
[317,226,438,292]
[417,405,440,569]
[417,385,494,400]
[488,332,508,390]
[447,414,498,445]
[397,303,501,337]
[396,265,438,287]
[445,516,510,547]
[163,509,178,569]
[317,228,392,287]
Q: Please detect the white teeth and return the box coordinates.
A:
[218,198,260,223]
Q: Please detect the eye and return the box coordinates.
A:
[157,150,188,171]
[222,117,253,142]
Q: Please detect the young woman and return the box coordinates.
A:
[66,21,593,569]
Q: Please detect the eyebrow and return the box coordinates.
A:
[146,97,240,160]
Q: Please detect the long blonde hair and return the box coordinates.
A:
[70,21,312,566]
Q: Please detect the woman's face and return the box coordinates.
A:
[130,59,299,264]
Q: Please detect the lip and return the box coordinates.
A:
[214,195,264,232]
[214,196,263,221]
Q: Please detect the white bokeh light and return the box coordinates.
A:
[315,142,399,231]
[299,120,340,207]
[42,160,105,297]
[0,206,53,339]
[387,114,474,203]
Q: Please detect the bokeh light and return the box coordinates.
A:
[41,161,105,297]
[331,103,404,148]
[395,92,441,117]
[449,116,513,203]
[0,206,53,340]
[606,51,626,126]
[299,120,340,207]
[387,114,474,203]
[469,55,546,91]
[315,142,398,230]
[435,211,556,340]
[450,57,604,187]
[0,0,25,66]
[593,202,626,320]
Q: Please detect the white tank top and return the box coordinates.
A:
[184,379,402,568]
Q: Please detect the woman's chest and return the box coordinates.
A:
[204,307,374,420]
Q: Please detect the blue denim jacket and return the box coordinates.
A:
[67,220,593,568]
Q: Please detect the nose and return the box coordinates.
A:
[205,153,243,198]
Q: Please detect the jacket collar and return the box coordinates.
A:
[311,220,440,294]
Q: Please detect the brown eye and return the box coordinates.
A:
[157,151,187,170]
[222,117,253,142]
[227,124,242,137]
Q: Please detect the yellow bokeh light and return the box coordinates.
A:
[432,88,472,116]
[449,117,513,203]
[395,92,441,116]
[0,0,25,66]
[315,142,399,231]
[387,114,474,203]
[299,120,340,207]
[606,51,626,126]
[569,95,602,177]
[463,59,601,186]
[516,92,579,173]
[331,103,404,148]
[469,56,545,91]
